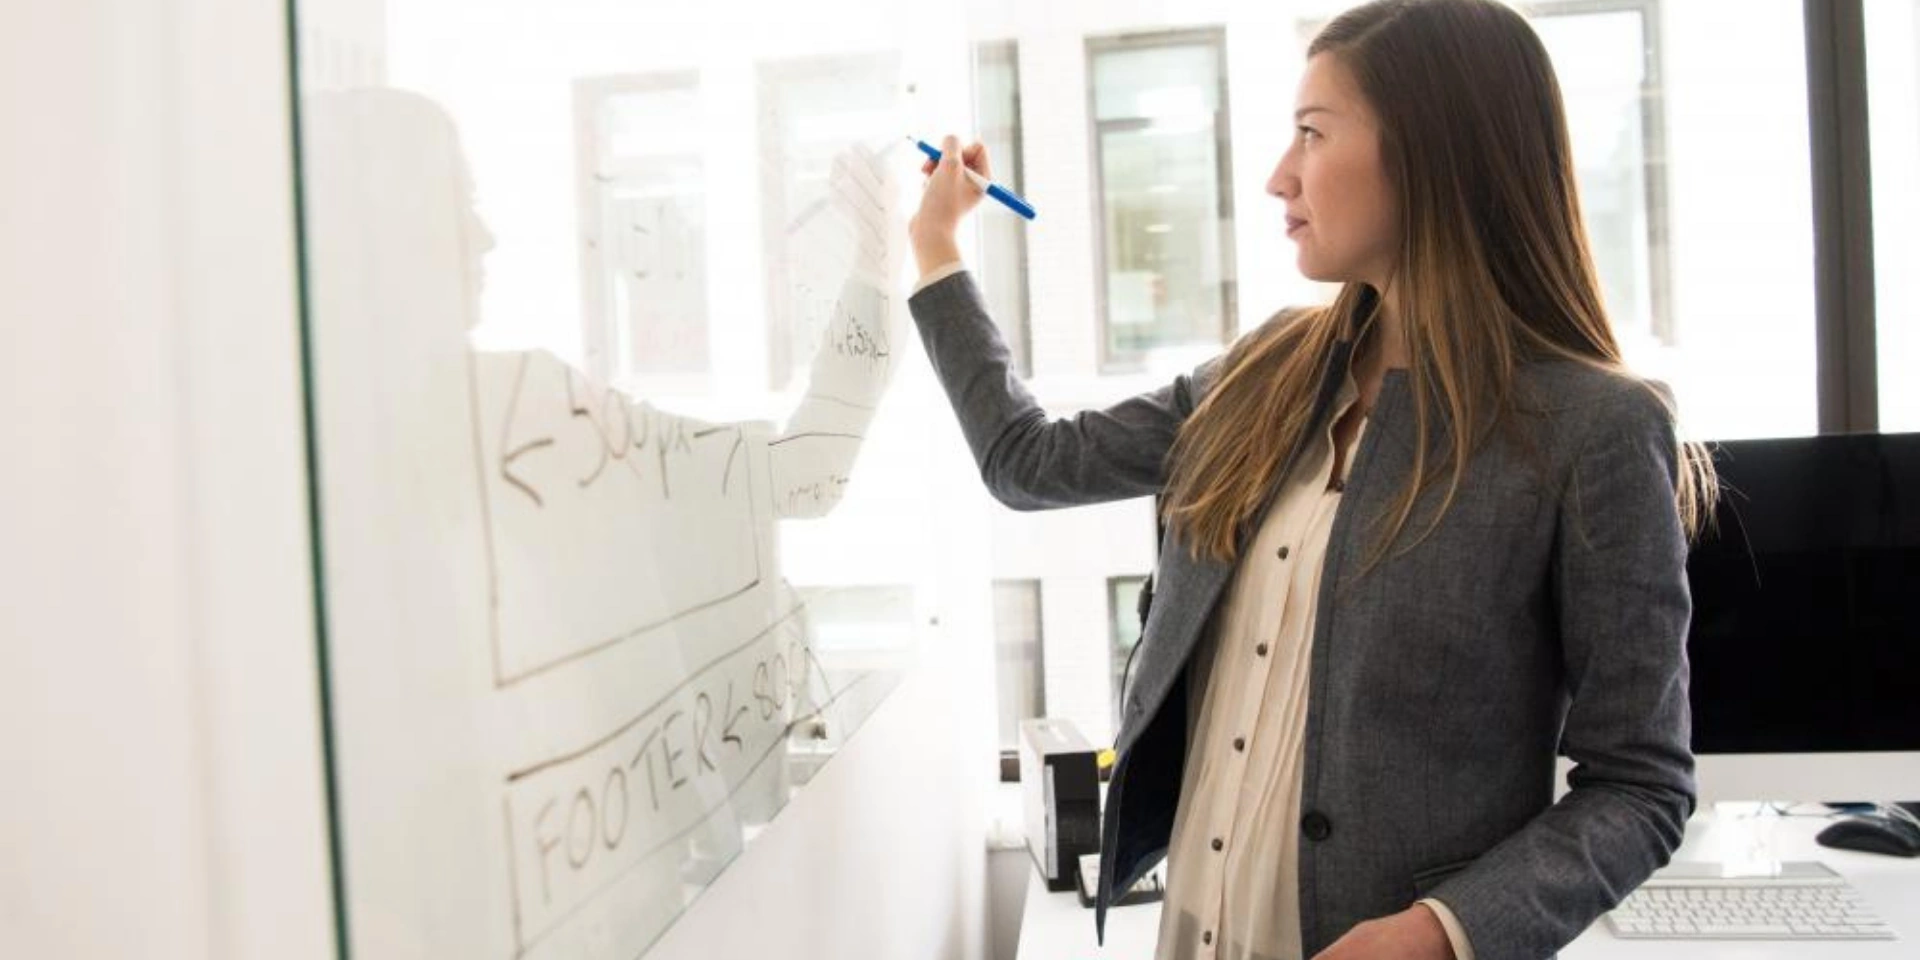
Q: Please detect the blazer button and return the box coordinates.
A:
[1301,811,1332,842]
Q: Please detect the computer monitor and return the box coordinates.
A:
[1684,431,1920,804]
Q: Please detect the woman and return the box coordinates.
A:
[907,1,1718,958]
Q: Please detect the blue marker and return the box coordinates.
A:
[913,137,1037,221]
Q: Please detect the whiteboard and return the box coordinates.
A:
[295,23,921,954]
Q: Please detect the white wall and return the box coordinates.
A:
[0,1,334,958]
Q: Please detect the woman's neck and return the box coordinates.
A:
[1356,290,1411,375]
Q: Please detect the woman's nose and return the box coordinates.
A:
[1267,151,1298,200]
[1267,164,1294,200]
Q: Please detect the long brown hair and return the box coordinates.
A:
[1163,0,1718,576]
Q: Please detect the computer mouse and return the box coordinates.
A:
[1816,814,1920,858]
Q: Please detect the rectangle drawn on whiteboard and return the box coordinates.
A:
[501,603,848,958]
[472,350,764,687]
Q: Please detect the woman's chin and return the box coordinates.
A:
[1295,256,1335,284]
[1294,253,1357,286]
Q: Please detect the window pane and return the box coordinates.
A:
[974,41,1033,375]
[1538,0,1816,439]
[1092,43,1223,119]
[1867,0,1920,431]
[1108,576,1146,732]
[992,580,1045,752]
[1531,9,1666,346]
[1090,32,1237,371]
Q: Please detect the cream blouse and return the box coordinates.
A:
[1152,365,1473,960]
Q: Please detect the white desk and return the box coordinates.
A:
[1018,810,1919,958]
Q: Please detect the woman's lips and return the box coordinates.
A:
[1285,215,1308,236]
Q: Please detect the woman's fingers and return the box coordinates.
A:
[910,135,987,250]
[918,137,992,183]
[940,135,964,183]
[961,141,992,181]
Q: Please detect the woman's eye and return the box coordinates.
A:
[1297,125,1321,142]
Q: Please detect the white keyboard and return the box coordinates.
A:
[1607,865,1897,941]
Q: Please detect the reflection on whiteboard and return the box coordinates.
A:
[758,52,904,391]
[575,74,710,388]
[299,84,911,960]
[475,353,763,686]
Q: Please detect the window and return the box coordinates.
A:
[1530,0,1673,347]
[1088,29,1238,372]
[974,40,1034,376]
[1108,575,1148,732]
[992,580,1045,766]
[1602,0,1817,439]
[1866,0,1920,431]
[576,73,710,391]
[1524,0,1822,439]
[1293,1,1819,439]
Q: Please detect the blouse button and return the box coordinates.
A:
[1232,736,1246,752]
[1256,642,1269,657]
[1211,837,1224,852]
[1203,931,1214,945]
[1302,811,1333,842]
[1277,545,1290,560]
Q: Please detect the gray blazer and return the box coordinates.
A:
[908,273,1696,960]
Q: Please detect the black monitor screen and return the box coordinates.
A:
[1686,432,1920,754]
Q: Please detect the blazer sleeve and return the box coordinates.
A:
[907,270,1220,511]
[1425,380,1697,960]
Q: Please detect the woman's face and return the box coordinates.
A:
[1268,53,1400,290]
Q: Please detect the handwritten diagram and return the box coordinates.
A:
[503,604,821,952]
[301,79,909,960]
[476,138,901,959]
[473,351,765,687]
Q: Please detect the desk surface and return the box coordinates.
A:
[1018,808,1919,959]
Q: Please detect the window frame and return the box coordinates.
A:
[973,39,1035,377]
[1529,0,1677,346]
[992,578,1047,782]
[1085,27,1240,374]
[1806,0,1882,431]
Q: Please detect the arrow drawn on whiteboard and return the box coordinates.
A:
[566,375,613,490]
[502,437,555,507]
[722,681,747,751]
[499,353,553,507]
